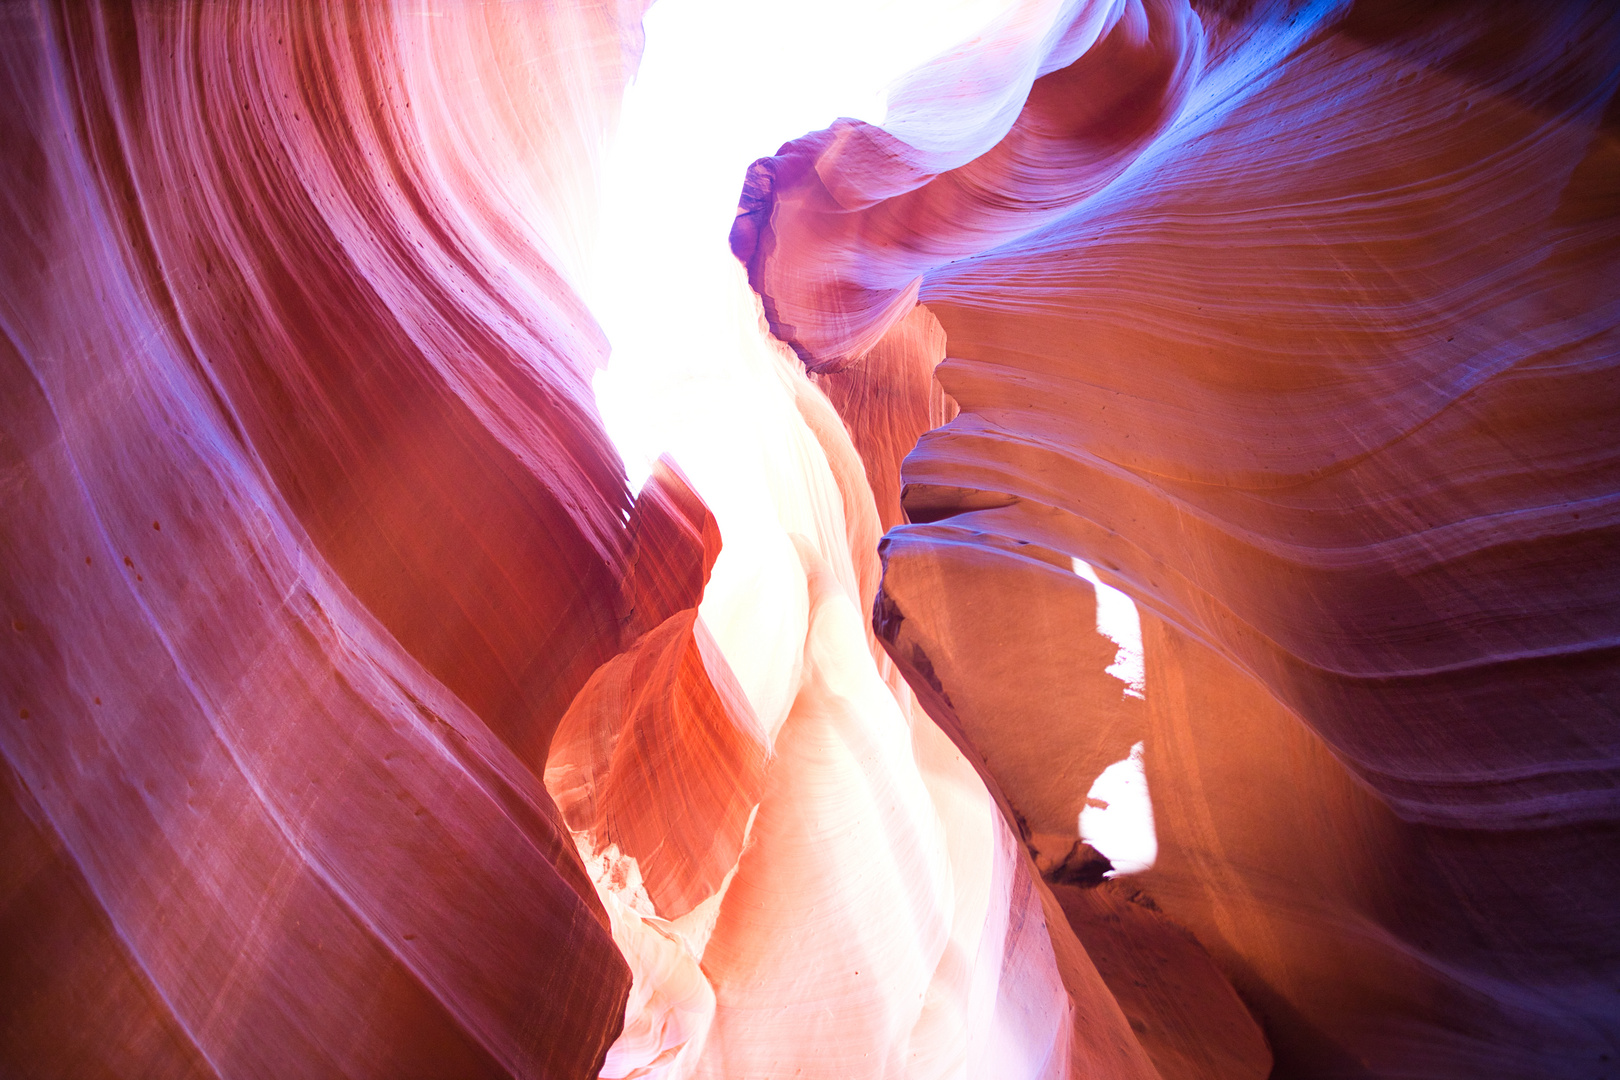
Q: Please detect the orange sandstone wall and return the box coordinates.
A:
[739,1,1620,1076]
[5,0,1616,1076]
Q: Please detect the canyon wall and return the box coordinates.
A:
[0,2,1163,1077]
[0,2,647,1074]
[4,0,1616,1077]
[737,0,1620,1076]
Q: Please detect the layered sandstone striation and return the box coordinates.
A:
[738,0,1620,1076]
[1,2,648,1074]
[1,3,1165,1075]
[4,0,1615,1077]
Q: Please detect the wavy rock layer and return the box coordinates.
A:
[742,0,1620,1076]
[0,0,1176,1063]
[9,0,1616,1076]
[547,461,768,922]
[565,273,1167,1078]
[1,2,647,1075]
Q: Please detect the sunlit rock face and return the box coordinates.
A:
[5,0,1616,1078]
[2,2,1160,1078]
[740,0,1620,1077]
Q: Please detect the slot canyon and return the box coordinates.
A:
[1,1,1616,1077]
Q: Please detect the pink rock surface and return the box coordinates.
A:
[741,0,1620,1075]
[808,304,957,534]
[1051,879,1272,1080]
[692,537,1157,1080]
[1,2,648,1074]
[547,463,768,921]
[7,0,1615,1076]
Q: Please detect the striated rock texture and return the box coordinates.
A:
[1,1,648,1075]
[738,0,1620,1077]
[7,0,1617,1076]
[0,3,1185,1077]
[547,459,766,923]
[546,286,1172,1078]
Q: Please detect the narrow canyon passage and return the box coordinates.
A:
[1,2,1616,1079]
[567,1,1170,1073]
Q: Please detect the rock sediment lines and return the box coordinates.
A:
[2,2,644,1074]
[741,0,1620,1075]
[3,0,1615,1078]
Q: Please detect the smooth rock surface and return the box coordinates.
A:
[742,0,1620,1075]
[1,2,648,1074]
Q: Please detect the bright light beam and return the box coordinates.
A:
[587,0,1010,494]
